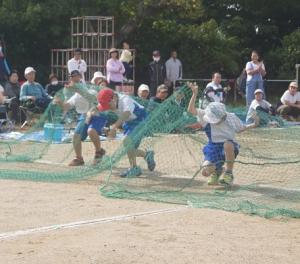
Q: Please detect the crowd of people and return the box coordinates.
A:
[0,46,299,183]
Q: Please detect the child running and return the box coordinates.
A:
[187,82,258,186]
[97,88,156,177]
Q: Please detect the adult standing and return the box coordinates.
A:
[165,50,182,92]
[148,50,166,96]
[67,48,87,83]
[245,50,266,106]
[106,48,125,90]
[120,41,133,80]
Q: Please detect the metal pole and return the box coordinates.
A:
[296,64,300,85]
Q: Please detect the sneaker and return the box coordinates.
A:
[219,171,234,186]
[120,166,142,178]
[68,157,84,166]
[207,172,220,186]
[92,148,106,166]
[145,151,156,171]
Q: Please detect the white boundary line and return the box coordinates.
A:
[0,206,188,241]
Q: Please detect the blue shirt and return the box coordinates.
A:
[20,81,48,101]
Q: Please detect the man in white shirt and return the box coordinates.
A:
[54,70,106,166]
[67,48,87,82]
[277,81,300,121]
[200,72,226,109]
[165,50,182,91]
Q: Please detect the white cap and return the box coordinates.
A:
[254,89,264,95]
[203,102,227,124]
[289,81,298,88]
[91,71,106,84]
[24,67,36,76]
[138,84,150,93]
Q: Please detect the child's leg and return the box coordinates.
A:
[87,128,101,152]
[201,160,216,177]
[224,140,235,172]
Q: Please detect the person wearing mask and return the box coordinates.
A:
[45,73,63,97]
[148,50,166,96]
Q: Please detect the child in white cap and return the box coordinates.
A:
[246,89,274,125]
[187,83,258,186]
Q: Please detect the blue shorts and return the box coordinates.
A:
[75,114,108,141]
[203,141,239,170]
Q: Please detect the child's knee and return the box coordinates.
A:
[224,141,234,151]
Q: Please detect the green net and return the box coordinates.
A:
[1,83,300,218]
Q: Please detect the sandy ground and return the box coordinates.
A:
[0,179,300,264]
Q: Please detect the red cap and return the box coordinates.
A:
[97,88,114,111]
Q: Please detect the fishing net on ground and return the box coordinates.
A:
[0,83,300,218]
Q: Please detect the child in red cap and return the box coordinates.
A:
[97,88,156,177]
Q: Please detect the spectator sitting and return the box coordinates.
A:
[91,71,107,87]
[45,73,63,97]
[148,84,168,112]
[277,81,300,121]
[20,67,51,111]
[67,48,87,83]
[138,84,150,100]
[3,70,22,123]
[246,89,274,125]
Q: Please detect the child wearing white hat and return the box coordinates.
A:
[187,83,257,186]
[246,89,274,124]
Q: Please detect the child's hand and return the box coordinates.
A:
[188,82,199,95]
[107,128,117,139]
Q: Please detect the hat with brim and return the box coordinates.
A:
[91,71,106,84]
[138,84,150,93]
[69,70,81,77]
[254,89,264,95]
[24,67,36,76]
[97,88,114,111]
[203,102,227,124]
[109,48,118,55]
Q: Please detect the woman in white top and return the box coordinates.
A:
[245,51,266,106]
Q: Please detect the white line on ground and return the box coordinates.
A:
[0,206,188,241]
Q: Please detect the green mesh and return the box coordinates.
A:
[1,83,300,218]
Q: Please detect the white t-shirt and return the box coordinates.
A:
[246,99,272,123]
[246,61,265,81]
[67,58,87,81]
[67,93,90,114]
[280,90,300,104]
[197,109,244,143]
[117,94,144,121]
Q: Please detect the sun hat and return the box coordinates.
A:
[97,88,114,111]
[109,48,118,55]
[203,102,227,124]
[91,71,106,84]
[254,89,264,95]
[138,84,150,93]
[24,67,36,76]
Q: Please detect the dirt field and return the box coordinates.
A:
[0,178,300,264]
[1,132,300,263]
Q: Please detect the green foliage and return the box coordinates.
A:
[0,0,299,83]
